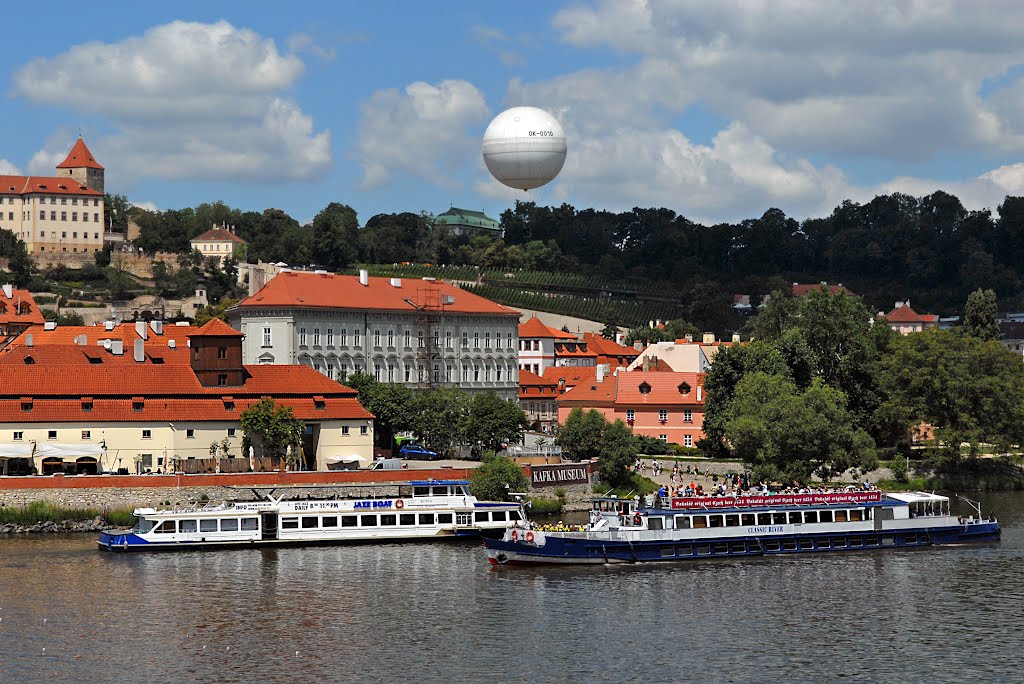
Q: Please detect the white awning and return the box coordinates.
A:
[325,455,363,464]
[36,443,104,458]
[0,443,33,458]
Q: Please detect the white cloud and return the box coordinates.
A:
[131,200,160,213]
[0,159,23,175]
[356,79,490,188]
[13,20,330,182]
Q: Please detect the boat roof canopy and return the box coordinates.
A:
[885,492,949,504]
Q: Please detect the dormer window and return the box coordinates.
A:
[678,382,691,395]
[639,382,651,395]
[314,396,326,410]
[20,398,32,412]
[23,355,35,364]
[132,399,144,412]
[82,398,93,412]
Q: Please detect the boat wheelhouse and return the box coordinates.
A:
[485,490,999,565]
[99,480,525,552]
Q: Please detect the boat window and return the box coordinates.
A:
[474,512,489,523]
[437,513,453,524]
[835,510,848,523]
[850,509,863,522]
[799,539,814,550]
[865,535,879,546]
[199,519,217,533]
[757,513,772,525]
[772,513,787,525]
[783,540,797,551]
[180,520,198,533]
[492,511,507,522]
[765,540,781,552]
[154,520,176,534]
[849,537,862,547]
[819,510,833,523]
[833,538,847,548]
[400,514,416,526]
[510,510,523,521]
[692,516,707,529]
[433,487,450,496]
[882,535,895,545]
[380,514,397,526]
[302,517,318,529]
[660,546,675,557]
[648,517,664,531]
[725,514,739,527]
[815,538,830,549]
[675,516,690,529]
[712,543,729,554]
[741,513,755,525]
[322,516,338,528]
[804,511,818,523]
[282,517,299,529]
[708,515,723,528]
[413,486,430,497]
[360,515,377,527]
[730,543,746,553]
[864,509,873,520]
[695,544,711,555]
[881,508,895,521]
[788,512,802,524]
[221,519,240,532]
[418,513,434,525]
[136,518,156,533]
[241,519,258,531]
[341,516,357,528]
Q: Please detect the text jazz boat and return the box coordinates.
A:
[99,480,525,552]
[484,490,1000,565]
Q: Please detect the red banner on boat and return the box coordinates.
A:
[669,491,882,509]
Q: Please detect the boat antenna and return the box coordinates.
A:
[955,493,983,519]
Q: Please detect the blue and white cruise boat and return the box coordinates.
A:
[99,481,525,552]
[484,490,1000,565]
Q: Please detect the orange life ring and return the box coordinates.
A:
[525,531,535,543]
[511,529,519,541]
[633,513,642,526]
[395,499,404,509]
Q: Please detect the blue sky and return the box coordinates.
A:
[5,1,1024,226]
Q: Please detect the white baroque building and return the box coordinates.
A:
[228,271,521,400]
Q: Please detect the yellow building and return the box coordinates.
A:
[0,137,106,255]
[190,225,247,265]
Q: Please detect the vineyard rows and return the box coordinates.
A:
[462,284,684,327]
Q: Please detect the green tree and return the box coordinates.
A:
[556,408,607,461]
[240,398,304,466]
[625,326,667,345]
[104,193,132,233]
[412,387,471,456]
[600,318,620,340]
[599,419,638,488]
[193,297,240,326]
[311,202,360,269]
[0,229,33,287]
[962,288,999,341]
[468,453,529,501]
[462,392,529,457]
[726,373,875,483]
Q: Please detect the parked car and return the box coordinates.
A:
[366,458,405,470]
[399,444,439,461]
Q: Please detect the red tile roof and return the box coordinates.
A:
[0,175,102,197]
[5,322,200,348]
[615,372,704,406]
[581,333,639,359]
[193,318,244,337]
[518,369,553,387]
[519,316,577,339]
[0,288,45,327]
[885,303,938,323]
[541,366,597,388]
[0,345,191,366]
[239,272,518,316]
[554,345,597,358]
[57,138,104,169]
[191,227,247,244]
[556,376,616,405]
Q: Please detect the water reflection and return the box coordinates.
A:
[1,492,1023,682]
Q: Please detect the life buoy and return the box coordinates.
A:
[395,499,404,509]
[525,531,535,543]
[634,513,643,526]
[511,529,519,541]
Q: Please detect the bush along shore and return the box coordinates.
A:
[0,502,136,534]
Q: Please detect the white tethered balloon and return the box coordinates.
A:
[482,106,567,191]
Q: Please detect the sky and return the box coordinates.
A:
[5,1,1024,226]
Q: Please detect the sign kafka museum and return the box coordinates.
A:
[530,463,591,487]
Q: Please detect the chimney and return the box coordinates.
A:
[697,385,703,402]
[104,320,115,331]
[134,339,145,363]
[150,320,163,335]
[684,334,693,343]
[596,363,610,383]
[359,269,369,286]
[168,339,176,348]
[25,334,33,347]
[44,321,57,331]
[111,340,124,355]
[1,283,12,299]
[732,333,740,344]
[702,333,715,344]
[135,320,148,340]
[643,356,651,372]
[390,277,402,288]
[894,301,903,309]
[633,341,643,351]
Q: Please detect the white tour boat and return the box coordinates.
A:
[98,480,525,552]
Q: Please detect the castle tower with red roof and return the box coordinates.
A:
[56,137,104,194]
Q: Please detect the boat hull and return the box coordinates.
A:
[484,522,1001,566]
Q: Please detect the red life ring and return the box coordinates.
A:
[525,531,535,543]
[633,513,642,526]
[395,499,404,509]
[511,529,519,541]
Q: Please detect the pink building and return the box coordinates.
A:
[557,371,706,447]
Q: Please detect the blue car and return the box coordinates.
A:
[399,444,439,460]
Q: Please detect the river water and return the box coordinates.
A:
[2,492,1024,683]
